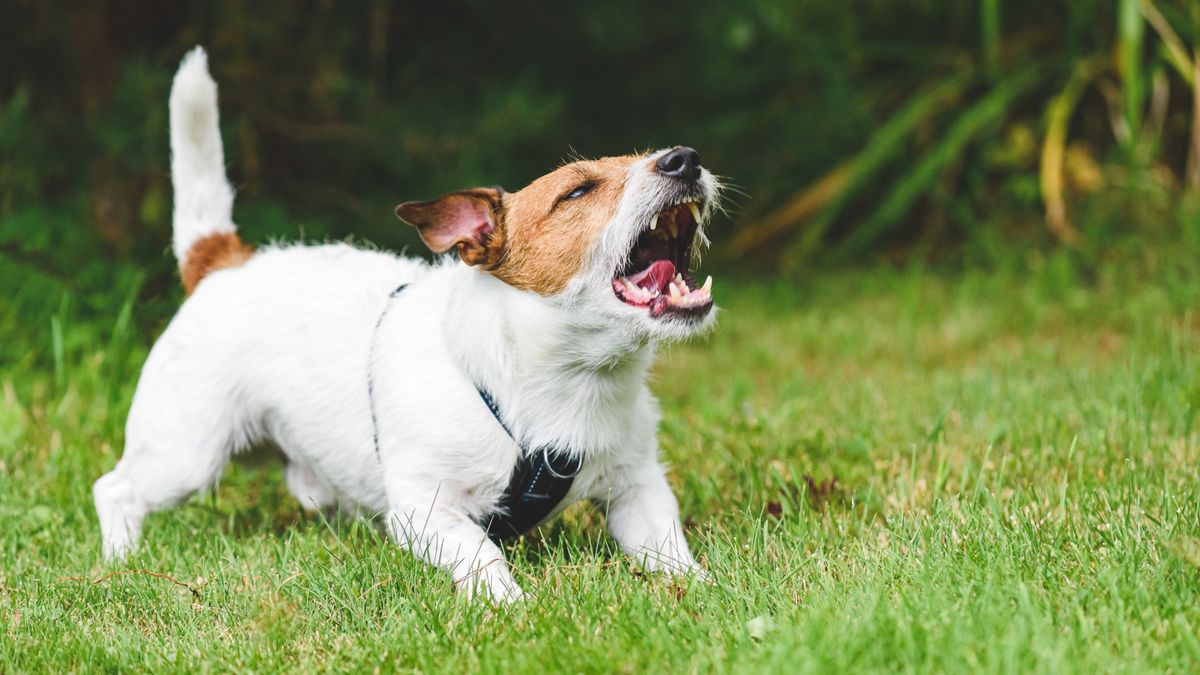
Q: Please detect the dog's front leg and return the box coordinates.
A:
[604,459,707,579]
[385,489,522,603]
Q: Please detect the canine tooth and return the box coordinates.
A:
[688,202,701,224]
[702,275,712,292]
[649,213,658,231]
[669,282,682,301]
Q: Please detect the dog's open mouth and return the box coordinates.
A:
[612,201,713,319]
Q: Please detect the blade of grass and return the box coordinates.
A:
[50,316,64,391]
[102,270,146,400]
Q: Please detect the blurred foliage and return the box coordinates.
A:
[2,0,1200,347]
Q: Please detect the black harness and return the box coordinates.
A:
[368,284,582,542]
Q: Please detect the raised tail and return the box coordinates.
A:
[169,47,253,295]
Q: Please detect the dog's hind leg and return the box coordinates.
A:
[94,357,239,561]
[285,461,337,513]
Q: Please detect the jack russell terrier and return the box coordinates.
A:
[94,47,721,603]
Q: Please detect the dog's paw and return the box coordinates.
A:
[665,560,713,585]
[485,579,526,605]
[456,569,526,605]
[632,548,710,580]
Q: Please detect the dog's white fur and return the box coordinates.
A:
[94,47,718,602]
[168,49,236,261]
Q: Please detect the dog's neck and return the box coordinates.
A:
[444,265,655,452]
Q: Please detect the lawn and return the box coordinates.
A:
[2,250,1199,672]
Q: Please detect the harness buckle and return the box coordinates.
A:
[542,445,582,479]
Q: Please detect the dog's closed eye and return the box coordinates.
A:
[554,181,597,209]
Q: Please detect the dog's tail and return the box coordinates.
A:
[169,46,253,295]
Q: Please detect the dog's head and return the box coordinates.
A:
[395,147,720,342]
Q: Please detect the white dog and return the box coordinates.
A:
[93,47,720,603]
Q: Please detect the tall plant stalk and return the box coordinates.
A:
[1191,51,1200,189]
[1118,0,1146,150]
[981,0,1002,79]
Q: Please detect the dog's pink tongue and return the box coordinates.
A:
[627,260,675,294]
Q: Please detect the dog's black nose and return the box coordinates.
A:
[656,146,702,181]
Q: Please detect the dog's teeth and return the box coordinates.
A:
[702,275,712,292]
[649,214,658,231]
[688,202,701,224]
[669,282,682,301]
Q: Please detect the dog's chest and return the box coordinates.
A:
[461,387,657,527]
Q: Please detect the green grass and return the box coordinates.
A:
[2,251,1200,673]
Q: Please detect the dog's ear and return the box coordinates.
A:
[395,188,505,267]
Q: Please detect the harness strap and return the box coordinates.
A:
[366,283,582,542]
[368,284,408,460]
[476,389,581,541]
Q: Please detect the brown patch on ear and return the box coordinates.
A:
[395,188,506,267]
[180,231,255,295]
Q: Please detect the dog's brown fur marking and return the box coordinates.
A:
[181,231,255,295]
[396,154,643,296]
[490,156,637,295]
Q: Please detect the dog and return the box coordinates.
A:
[93,47,720,603]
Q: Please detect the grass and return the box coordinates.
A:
[2,247,1200,673]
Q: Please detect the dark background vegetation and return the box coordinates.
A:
[2,0,1200,360]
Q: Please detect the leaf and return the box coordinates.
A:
[829,66,1043,260]
[779,71,974,264]
[1118,0,1147,144]
[1140,0,1195,88]
[1040,58,1105,247]
[723,160,853,259]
